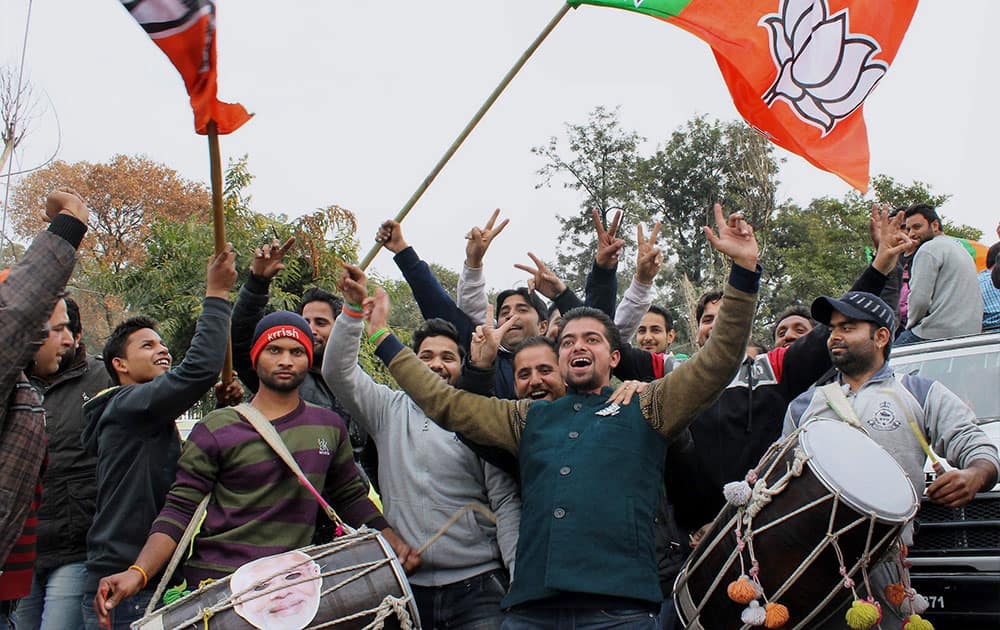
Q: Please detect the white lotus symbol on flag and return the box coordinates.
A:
[760,0,887,135]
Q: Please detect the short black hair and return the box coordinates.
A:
[298,287,343,319]
[987,242,1000,270]
[412,318,464,358]
[513,335,558,363]
[748,340,769,355]
[496,288,548,323]
[903,204,941,229]
[65,296,82,337]
[546,301,561,319]
[696,290,724,324]
[558,307,623,353]
[644,304,674,331]
[103,316,159,385]
[772,304,814,341]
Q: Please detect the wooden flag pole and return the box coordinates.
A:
[207,120,234,383]
[358,2,573,271]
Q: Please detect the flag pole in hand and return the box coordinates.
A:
[207,120,234,384]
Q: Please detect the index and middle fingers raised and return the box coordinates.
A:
[637,221,662,249]
[591,208,622,241]
[513,252,550,277]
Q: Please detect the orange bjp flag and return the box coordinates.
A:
[569,0,919,192]
[122,0,252,135]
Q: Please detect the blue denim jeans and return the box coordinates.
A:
[411,568,508,629]
[894,329,925,346]
[81,581,154,630]
[501,605,659,629]
[0,600,17,630]
[11,562,88,630]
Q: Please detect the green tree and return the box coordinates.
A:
[532,106,644,290]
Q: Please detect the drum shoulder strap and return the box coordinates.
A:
[817,383,866,430]
[233,402,311,482]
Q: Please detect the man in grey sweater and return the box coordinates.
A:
[324,268,521,630]
[898,205,982,344]
[785,291,998,628]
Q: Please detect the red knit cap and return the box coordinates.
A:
[250,311,314,368]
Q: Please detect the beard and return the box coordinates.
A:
[259,369,308,392]
[566,371,603,393]
[829,345,876,377]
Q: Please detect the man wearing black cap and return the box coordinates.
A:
[784,291,999,628]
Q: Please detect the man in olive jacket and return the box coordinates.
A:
[359,205,760,627]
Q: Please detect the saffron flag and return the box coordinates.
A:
[122,0,251,135]
[567,0,918,191]
[957,238,989,272]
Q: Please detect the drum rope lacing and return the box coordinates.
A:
[165,530,414,629]
[677,424,912,630]
[164,502,498,628]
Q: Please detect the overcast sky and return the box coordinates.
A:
[2,1,996,291]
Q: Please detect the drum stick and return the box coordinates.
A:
[907,419,945,475]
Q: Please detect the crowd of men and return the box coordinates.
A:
[0,189,998,630]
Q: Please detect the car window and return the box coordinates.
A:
[891,348,1000,422]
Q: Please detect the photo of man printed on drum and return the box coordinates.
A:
[230,550,322,630]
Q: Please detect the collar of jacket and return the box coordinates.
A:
[836,362,895,389]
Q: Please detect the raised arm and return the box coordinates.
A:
[321,271,404,438]
[348,268,529,454]
[110,250,236,425]
[457,209,508,325]
[0,190,87,403]
[639,205,760,438]
[378,219,476,346]
[781,206,909,397]
[231,238,296,393]
[614,221,662,340]
[583,209,625,317]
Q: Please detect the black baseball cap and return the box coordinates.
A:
[811,291,896,332]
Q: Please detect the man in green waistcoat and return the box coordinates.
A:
[346,205,760,629]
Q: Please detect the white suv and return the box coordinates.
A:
[888,332,1000,629]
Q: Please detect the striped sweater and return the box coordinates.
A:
[150,401,388,585]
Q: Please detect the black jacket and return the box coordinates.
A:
[81,297,230,584]
[666,265,892,531]
[31,348,113,570]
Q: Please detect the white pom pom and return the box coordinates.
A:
[911,592,929,614]
[741,600,766,626]
[724,480,753,506]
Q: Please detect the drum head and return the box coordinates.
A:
[799,419,917,522]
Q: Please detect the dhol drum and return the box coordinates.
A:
[132,529,420,630]
[675,419,918,630]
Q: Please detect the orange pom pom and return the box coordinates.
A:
[764,602,790,628]
[727,575,759,604]
[884,582,907,608]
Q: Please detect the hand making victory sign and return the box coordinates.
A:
[593,208,625,269]
[465,208,509,269]
[702,203,758,271]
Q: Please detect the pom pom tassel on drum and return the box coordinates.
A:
[884,582,907,607]
[724,480,753,506]
[845,599,882,630]
[763,602,790,629]
[727,575,760,604]
[741,600,767,626]
[903,614,934,630]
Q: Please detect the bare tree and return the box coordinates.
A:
[0,65,44,175]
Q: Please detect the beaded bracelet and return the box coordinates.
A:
[341,303,364,319]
